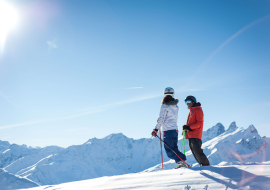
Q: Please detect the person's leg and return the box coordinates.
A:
[188,139,200,164]
[189,138,210,166]
[172,130,186,162]
[163,131,177,161]
[163,130,186,163]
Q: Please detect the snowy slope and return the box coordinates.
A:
[20,163,270,190]
[0,169,38,190]
[0,144,64,179]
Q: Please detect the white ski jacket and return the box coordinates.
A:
[155,99,179,132]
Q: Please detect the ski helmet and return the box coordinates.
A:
[184,95,197,103]
[164,87,174,97]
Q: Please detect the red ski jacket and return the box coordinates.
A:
[185,103,204,139]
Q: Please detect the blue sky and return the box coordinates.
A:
[0,0,269,147]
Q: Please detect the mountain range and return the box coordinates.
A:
[1,121,269,188]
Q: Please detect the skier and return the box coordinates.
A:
[151,87,187,168]
[182,95,210,166]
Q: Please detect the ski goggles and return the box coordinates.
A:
[185,100,193,105]
[164,92,174,96]
[164,90,174,97]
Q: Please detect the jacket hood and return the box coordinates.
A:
[164,99,179,106]
[192,102,201,107]
[189,102,201,110]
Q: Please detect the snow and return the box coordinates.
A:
[2,149,10,154]
[20,164,270,190]
[0,169,38,190]
[0,140,10,153]
[1,121,270,189]
[202,123,225,143]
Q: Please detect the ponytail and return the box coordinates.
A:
[161,95,174,104]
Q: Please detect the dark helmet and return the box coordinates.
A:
[184,95,197,103]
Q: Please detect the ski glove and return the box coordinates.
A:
[182,125,193,131]
[151,129,158,137]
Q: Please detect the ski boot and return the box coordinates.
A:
[175,161,188,169]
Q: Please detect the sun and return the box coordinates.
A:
[0,0,19,50]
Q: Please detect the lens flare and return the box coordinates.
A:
[229,142,267,187]
[0,0,19,51]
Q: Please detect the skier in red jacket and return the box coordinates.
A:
[182,95,210,166]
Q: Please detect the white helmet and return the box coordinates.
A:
[164,87,174,97]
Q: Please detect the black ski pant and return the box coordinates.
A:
[188,138,210,166]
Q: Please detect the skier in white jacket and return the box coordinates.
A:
[151,87,187,168]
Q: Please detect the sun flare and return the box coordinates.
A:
[0,0,19,50]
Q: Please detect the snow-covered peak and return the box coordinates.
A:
[246,125,258,134]
[242,125,260,140]
[202,123,225,142]
[0,140,10,147]
[214,122,225,132]
[227,121,238,131]
[0,140,10,152]
[84,137,97,144]
[84,133,128,145]
[104,133,127,140]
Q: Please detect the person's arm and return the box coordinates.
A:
[155,104,167,131]
[189,109,204,130]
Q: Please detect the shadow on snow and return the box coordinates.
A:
[190,165,270,189]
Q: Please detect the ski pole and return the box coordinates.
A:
[180,130,186,154]
[159,131,163,170]
[156,134,191,168]
[183,130,186,155]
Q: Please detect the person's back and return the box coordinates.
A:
[152,87,187,168]
[156,96,179,132]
